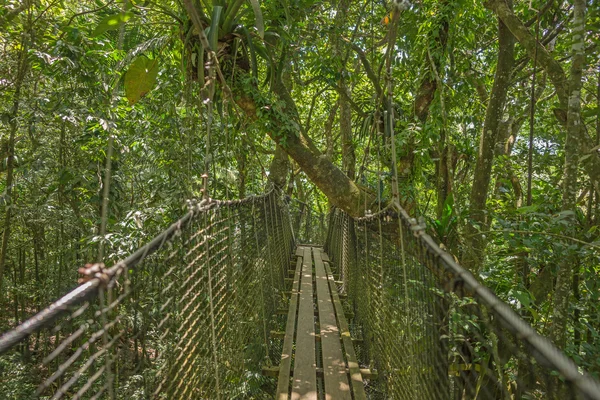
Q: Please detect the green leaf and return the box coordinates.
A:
[241,27,258,78]
[511,290,533,308]
[124,56,159,105]
[253,41,269,61]
[248,0,264,39]
[209,6,223,51]
[92,12,133,37]
[263,65,271,87]
[517,205,538,214]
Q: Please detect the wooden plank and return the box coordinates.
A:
[267,366,376,380]
[313,247,352,400]
[323,258,367,400]
[276,251,304,399]
[291,247,318,400]
[295,246,304,257]
[321,252,330,262]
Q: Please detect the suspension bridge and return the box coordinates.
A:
[0,189,599,399]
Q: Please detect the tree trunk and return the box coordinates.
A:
[182,1,446,217]
[436,129,450,220]
[573,264,581,352]
[551,0,586,350]
[494,117,524,207]
[325,100,339,162]
[332,0,355,180]
[463,2,515,272]
[340,83,355,179]
[0,37,28,298]
[413,0,451,124]
[267,56,294,189]
[233,75,372,216]
[268,145,290,189]
[486,0,600,198]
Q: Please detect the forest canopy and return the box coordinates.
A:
[0,0,600,395]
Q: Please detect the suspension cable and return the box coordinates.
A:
[98,0,129,262]
[527,8,540,206]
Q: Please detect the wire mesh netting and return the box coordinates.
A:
[0,190,294,399]
[289,199,327,245]
[3,189,600,400]
[325,204,600,400]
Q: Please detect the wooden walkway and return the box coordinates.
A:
[273,245,367,400]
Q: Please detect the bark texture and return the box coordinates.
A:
[463,3,515,272]
[234,81,372,217]
[332,0,356,180]
[414,0,450,124]
[340,84,356,179]
[487,0,600,198]
[551,0,586,350]
[0,36,28,296]
[268,145,290,189]
[267,75,293,188]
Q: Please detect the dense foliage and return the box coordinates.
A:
[0,0,599,396]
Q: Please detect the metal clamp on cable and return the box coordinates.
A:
[409,216,427,236]
[78,263,110,288]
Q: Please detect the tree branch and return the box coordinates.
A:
[233,72,373,216]
[332,84,367,119]
[486,0,600,211]
[342,37,382,99]
[485,0,568,108]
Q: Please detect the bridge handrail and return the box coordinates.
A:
[0,190,275,356]
[328,200,600,400]
[388,200,600,400]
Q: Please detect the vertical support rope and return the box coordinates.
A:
[98,138,114,262]
[98,0,129,262]
[527,12,540,206]
[202,51,217,200]
[385,35,417,391]
[204,210,221,399]
[264,194,277,326]
[252,201,271,365]
[273,193,285,288]
[98,288,114,400]
[225,201,233,354]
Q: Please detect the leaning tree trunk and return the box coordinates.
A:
[231,71,372,217]
[551,0,586,351]
[463,1,515,273]
[184,0,451,218]
[452,18,516,393]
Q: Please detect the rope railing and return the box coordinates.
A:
[3,187,600,400]
[0,189,294,399]
[325,202,600,400]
